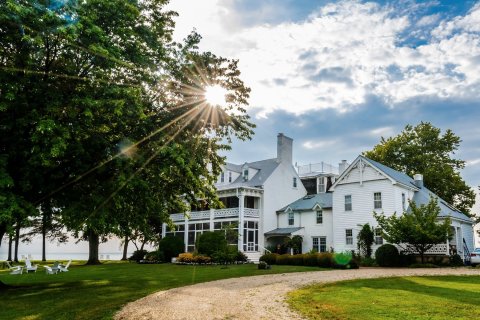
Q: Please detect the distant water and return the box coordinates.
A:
[0,252,131,261]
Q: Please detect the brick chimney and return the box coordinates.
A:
[277,133,293,164]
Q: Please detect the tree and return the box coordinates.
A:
[364,122,475,215]
[357,223,374,258]
[374,198,452,264]
[0,0,254,265]
[285,235,303,254]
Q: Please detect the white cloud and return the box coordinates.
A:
[467,158,480,166]
[302,139,338,150]
[168,0,480,116]
[369,126,395,137]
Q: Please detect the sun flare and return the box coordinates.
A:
[204,85,227,106]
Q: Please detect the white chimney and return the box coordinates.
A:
[413,174,423,188]
[277,133,293,164]
[339,160,348,174]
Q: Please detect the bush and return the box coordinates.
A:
[158,236,184,262]
[276,254,292,265]
[318,252,334,268]
[144,250,165,263]
[235,251,248,263]
[375,244,400,267]
[177,253,194,263]
[260,253,278,265]
[128,249,148,262]
[194,254,212,264]
[360,257,376,267]
[449,254,464,267]
[197,232,228,257]
[303,253,318,266]
[409,263,440,268]
[399,253,416,267]
[258,261,270,269]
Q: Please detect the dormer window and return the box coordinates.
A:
[293,177,297,188]
[228,171,232,183]
[243,167,249,181]
[220,172,225,183]
[318,177,325,193]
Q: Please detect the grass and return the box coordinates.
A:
[0,261,318,320]
[288,275,480,320]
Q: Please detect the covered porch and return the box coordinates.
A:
[264,227,304,254]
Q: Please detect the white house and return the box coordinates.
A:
[162,133,306,262]
[331,156,474,260]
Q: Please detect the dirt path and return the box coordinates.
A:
[115,267,480,320]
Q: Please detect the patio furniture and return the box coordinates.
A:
[6,261,23,275]
[25,259,38,273]
[51,261,60,273]
[58,260,72,272]
[44,266,58,275]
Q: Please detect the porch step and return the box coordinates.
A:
[244,251,262,264]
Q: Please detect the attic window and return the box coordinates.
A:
[242,166,249,181]
[228,171,232,183]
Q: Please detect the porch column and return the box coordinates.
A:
[238,190,245,252]
[210,209,215,231]
[184,216,189,253]
[161,223,167,239]
[446,233,450,255]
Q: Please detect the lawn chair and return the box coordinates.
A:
[6,261,23,275]
[58,260,72,272]
[51,261,60,273]
[25,259,38,273]
[44,265,58,275]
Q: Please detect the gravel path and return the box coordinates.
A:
[115,267,480,320]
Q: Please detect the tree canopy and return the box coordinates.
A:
[0,0,254,264]
[364,122,475,215]
[374,198,452,263]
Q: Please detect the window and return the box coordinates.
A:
[374,192,382,209]
[243,169,248,181]
[228,171,232,183]
[316,210,323,224]
[220,172,225,183]
[293,177,297,188]
[318,178,325,193]
[313,236,327,252]
[344,195,352,211]
[375,228,383,245]
[346,229,353,245]
[288,212,294,226]
[402,193,406,211]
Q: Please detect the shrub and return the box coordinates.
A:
[291,254,304,266]
[145,250,165,263]
[399,253,416,267]
[158,236,184,262]
[260,253,278,265]
[276,254,292,265]
[235,251,248,263]
[303,253,318,266]
[197,232,228,257]
[128,249,148,262]
[375,244,400,267]
[409,263,440,268]
[258,261,270,269]
[449,254,464,267]
[317,252,334,268]
[194,254,212,264]
[212,249,236,264]
[360,257,376,267]
[177,253,194,263]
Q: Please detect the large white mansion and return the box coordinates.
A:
[162,134,475,262]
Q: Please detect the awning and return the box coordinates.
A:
[264,227,304,237]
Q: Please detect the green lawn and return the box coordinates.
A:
[0,262,316,320]
[288,275,480,320]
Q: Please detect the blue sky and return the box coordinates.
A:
[167,0,480,190]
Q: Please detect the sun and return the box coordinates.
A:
[204,85,227,106]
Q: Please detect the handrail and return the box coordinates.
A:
[258,244,271,254]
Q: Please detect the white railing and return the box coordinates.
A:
[297,162,338,176]
[214,208,239,219]
[244,208,260,218]
[400,243,449,255]
[170,213,185,222]
[189,210,211,220]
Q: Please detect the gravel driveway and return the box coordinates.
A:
[115,267,480,320]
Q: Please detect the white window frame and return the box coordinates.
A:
[318,177,325,193]
[288,212,294,226]
[374,192,382,209]
[312,236,327,253]
[344,195,352,211]
[402,193,406,211]
[228,171,232,183]
[220,172,225,183]
[375,228,383,245]
[316,210,323,224]
[346,229,353,245]
[243,168,248,181]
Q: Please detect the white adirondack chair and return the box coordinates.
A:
[6,261,23,275]
[58,260,72,272]
[25,259,38,273]
[44,266,58,275]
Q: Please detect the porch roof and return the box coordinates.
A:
[264,227,303,236]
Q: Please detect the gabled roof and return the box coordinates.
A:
[216,158,280,191]
[334,155,472,223]
[277,193,333,213]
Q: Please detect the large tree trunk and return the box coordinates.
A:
[7,235,13,261]
[14,223,20,262]
[86,228,101,265]
[121,235,129,260]
[42,228,46,262]
[0,223,6,248]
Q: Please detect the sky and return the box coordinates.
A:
[167,0,480,187]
